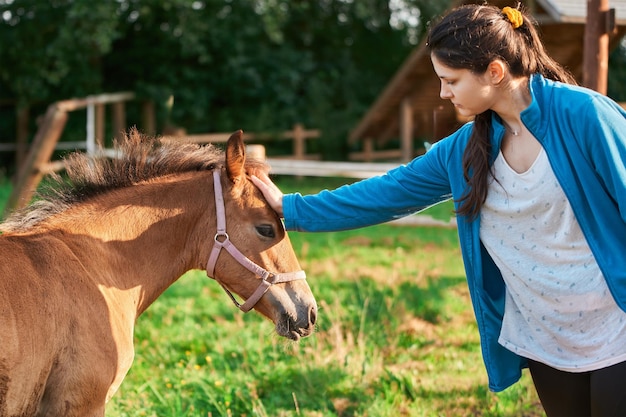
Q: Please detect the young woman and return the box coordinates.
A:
[252,4,626,415]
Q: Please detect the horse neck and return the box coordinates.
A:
[49,171,216,315]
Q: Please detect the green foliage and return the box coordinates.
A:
[609,38,626,101]
[2,0,626,165]
[0,176,11,214]
[0,0,120,102]
[0,0,445,164]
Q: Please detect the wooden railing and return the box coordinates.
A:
[3,92,144,215]
[2,91,320,216]
[179,123,321,161]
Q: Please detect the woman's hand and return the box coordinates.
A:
[250,172,284,217]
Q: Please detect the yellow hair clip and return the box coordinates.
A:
[502,6,523,29]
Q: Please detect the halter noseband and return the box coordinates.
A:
[206,170,306,312]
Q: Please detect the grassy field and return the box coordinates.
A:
[0,176,544,416]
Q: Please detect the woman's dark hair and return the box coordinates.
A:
[426,3,576,219]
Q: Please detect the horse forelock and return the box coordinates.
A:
[2,128,269,232]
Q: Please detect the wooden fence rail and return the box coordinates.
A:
[2,91,321,217]
[4,92,138,215]
[180,123,320,161]
[265,158,398,178]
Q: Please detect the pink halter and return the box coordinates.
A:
[206,170,307,312]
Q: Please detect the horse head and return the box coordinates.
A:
[207,130,317,340]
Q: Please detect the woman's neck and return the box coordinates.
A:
[494,76,532,134]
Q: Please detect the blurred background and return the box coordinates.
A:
[1,0,625,177]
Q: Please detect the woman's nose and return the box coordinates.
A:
[440,84,452,99]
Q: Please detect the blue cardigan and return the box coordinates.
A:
[282,74,626,392]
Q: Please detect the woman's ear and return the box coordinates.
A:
[487,60,506,85]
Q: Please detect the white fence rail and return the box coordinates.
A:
[266,159,400,178]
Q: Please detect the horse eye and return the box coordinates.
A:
[255,224,275,238]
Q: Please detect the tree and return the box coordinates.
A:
[0,0,439,163]
[0,0,120,104]
[608,37,626,101]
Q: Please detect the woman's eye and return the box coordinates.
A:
[256,224,275,238]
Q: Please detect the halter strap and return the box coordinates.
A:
[206,170,306,312]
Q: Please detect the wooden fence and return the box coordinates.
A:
[180,123,321,161]
[265,158,398,178]
[1,92,322,216]
[3,92,146,214]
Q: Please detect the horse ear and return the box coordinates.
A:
[225,130,245,184]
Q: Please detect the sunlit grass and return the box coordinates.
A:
[107,219,542,416]
[0,176,543,416]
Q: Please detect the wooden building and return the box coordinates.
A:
[348,0,626,162]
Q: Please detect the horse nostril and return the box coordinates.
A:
[309,305,317,325]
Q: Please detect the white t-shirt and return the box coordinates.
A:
[480,148,626,372]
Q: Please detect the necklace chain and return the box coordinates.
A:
[503,122,521,136]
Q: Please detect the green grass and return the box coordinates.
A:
[0,176,544,416]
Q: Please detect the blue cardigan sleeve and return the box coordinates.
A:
[282,134,460,232]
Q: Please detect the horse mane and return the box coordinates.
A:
[2,128,263,232]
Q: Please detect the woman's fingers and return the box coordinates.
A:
[251,173,284,217]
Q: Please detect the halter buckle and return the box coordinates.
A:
[214,232,229,244]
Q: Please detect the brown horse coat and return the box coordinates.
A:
[0,130,316,416]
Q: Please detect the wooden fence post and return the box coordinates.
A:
[293,123,305,160]
[363,138,373,162]
[5,104,68,215]
[400,98,413,162]
[112,101,126,141]
[141,100,156,135]
[15,105,29,168]
[246,144,266,161]
[583,0,613,94]
[95,103,105,148]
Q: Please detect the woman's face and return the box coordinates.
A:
[431,54,497,118]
